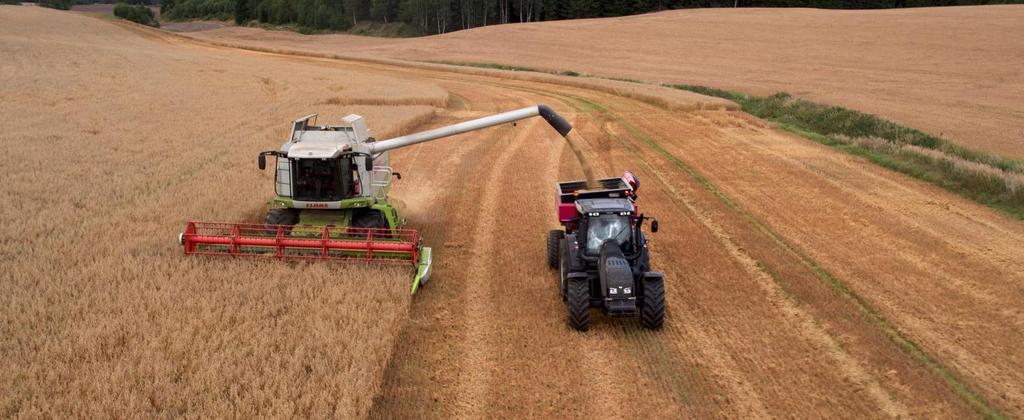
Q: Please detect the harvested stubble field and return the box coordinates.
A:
[184,5,1024,161]
[3,5,1024,419]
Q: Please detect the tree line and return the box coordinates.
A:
[156,0,1022,34]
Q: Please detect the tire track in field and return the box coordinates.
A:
[419,84,690,417]
[404,87,609,417]
[490,87,720,415]
[444,108,545,414]
[367,86,527,418]
[602,120,909,417]
[496,83,771,416]
[550,114,694,418]
[544,88,909,415]
[449,90,642,418]
[451,108,526,417]
[617,106,1001,417]
[152,28,1003,417]
[548,90,786,416]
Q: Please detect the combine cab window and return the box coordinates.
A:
[292,158,351,201]
[585,214,631,255]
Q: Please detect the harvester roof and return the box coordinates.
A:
[282,114,369,159]
[284,130,356,159]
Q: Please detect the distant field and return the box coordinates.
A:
[185,5,1024,160]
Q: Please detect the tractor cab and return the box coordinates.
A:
[576,198,636,256]
[549,173,664,331]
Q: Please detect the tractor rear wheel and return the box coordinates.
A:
[567,277,590,331]
[547,230,562,269]
[641,276,665,330]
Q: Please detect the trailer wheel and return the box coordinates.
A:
[547,230,562,269]
[567,277,590,331]
[641,276,665,330]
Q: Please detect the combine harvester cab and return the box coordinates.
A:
[180,106,571,293]
[547,172,665,331]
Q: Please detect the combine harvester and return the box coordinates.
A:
[180,105,571,293]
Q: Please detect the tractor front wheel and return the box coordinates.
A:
[547,229,562,269]
[567,277,590,331]
[641,276,665,330]
[559,239,568,301]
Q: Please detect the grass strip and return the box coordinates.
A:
[425,60,583,77]
[672,85,1024,219]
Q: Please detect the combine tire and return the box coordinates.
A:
[353,210,388,229]
[567,277,590,331]
[641,276,665,330]
[265,208,298,226]
[547,230,562,269]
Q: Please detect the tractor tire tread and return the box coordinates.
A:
[641,276,665,330]
[567,277,590,331]
[547,230,562,269]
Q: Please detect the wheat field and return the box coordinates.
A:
[0,7,442,417]
[188,5,1024,160]
[5,5,1024,418]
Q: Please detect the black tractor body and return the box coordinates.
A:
[548,172,664,331]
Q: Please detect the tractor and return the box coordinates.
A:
[547,172,665,331]
[180,105,572,293]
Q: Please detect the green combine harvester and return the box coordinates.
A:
[180,106,572,293]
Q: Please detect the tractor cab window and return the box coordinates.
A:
[292,158,351,201]
[584,214,631,255]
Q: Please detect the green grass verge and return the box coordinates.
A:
[425,60,583,77]
[672,85,1024,219]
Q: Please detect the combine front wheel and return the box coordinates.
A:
[264,208,298,235]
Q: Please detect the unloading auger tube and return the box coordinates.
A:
[362,105,572,154]
[179,105,572,295]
